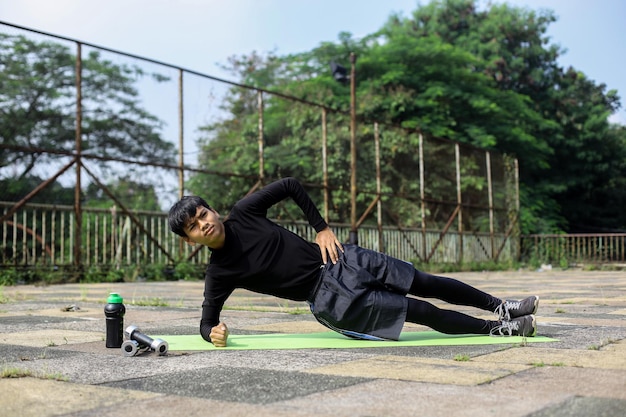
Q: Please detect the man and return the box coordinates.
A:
[168,177,538,347]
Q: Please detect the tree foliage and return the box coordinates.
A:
[0,33,174,208]
[189,0,625,233]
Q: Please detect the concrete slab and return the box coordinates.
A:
[101,366,370,404]
[474,340,626,369]
[2,270,626,417]
[0,377,158,417]
[526,396,626,417]
[540,315,626,327]
[305,354,531,385]
[242,320,328,333]
[63,394,327,417]
[0,329,103,347]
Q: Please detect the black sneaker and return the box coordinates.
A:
[490,314,537,337]
[495,296,539,321]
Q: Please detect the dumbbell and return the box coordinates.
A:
[121,325,168,356]
[121,339,148,357]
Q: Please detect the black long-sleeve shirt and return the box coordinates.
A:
[200,178,328,341]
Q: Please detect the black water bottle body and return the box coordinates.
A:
[104,293,126,348]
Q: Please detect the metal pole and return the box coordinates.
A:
[419,132,426,261]
[515,158,521,260]
[349,52,358,245]
[74,42,83,270]
[177,69,185,256]
[455,143,463,264]
[178,69,184,199]
[258,91,265,182]
[486,151,494,259]
[375,122,383,252]
[322,108,329,222]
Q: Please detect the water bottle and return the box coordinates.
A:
[104,293,126,348]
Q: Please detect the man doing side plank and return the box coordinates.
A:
[168,177,538,347]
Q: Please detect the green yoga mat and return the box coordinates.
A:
[157,331,557,351]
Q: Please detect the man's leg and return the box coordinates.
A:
[408,270,502,311]
[405,298,496,334]
[405,298,537,336]
[408,270,540,320]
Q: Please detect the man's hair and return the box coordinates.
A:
[168,196,212,238]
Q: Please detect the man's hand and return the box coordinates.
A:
[210,322,229,347]
[315,227,344,264]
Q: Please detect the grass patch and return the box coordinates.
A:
[1,366,68,381]
[411,260,520,273]
[453,354,471,362]
[222,304,309,314]
[0,286,9,304]
[128,297,170,307]
[1,367,33,378]
[529,361,565,367]
[588,338,618,350]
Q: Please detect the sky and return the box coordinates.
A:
[1,0,624,205]
[1,0,624,122]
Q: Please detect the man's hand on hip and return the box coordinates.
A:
[315,227,344,264]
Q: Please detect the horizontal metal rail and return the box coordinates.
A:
[521,234,626,265]
[1,202,514,268]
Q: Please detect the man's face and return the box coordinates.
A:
[182,206,225,249]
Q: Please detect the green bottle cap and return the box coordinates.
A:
[107,293,123,304]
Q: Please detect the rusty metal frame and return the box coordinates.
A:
[81,163,176,264]
[0,21,519,269]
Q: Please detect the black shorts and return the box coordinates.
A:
[307,245,415,340]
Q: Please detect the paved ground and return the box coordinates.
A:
[1,269,625,417]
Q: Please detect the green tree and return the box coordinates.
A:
[0,33,175,181]
[188,0,625,233]
[548,70,626,231]
[84,176,161,211]
[0,176,74,205]
[387,0,624,232]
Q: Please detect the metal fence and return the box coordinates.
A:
[1,201,516,268]
[6,199,624,269]
[0,21,520,272]
[520,234,626,266]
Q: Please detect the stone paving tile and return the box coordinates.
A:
[539,315,626,327]
[63,394,330,417]
[0,377,159,417]
[490,366,626,400]
[474,340,626,369]
[304,354,531,385]
[280,367,626,417]
[526,397,626,417]
[2,270,626,417]
[0,329,103,347]
[277,378,551,417]
[101,366,371,405]
[242,320,328,333]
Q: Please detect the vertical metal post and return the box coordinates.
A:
[178,69,184,199]
[349,52,358,245]
[177,69,184,256]
[455,143,463,263]
[514,158,521,260]
[322,108,329,222]
[74,42,83,270]
[486,151,494,259]
[258,91,265,182]
[374,122,383,252]
[419,132,426,261]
